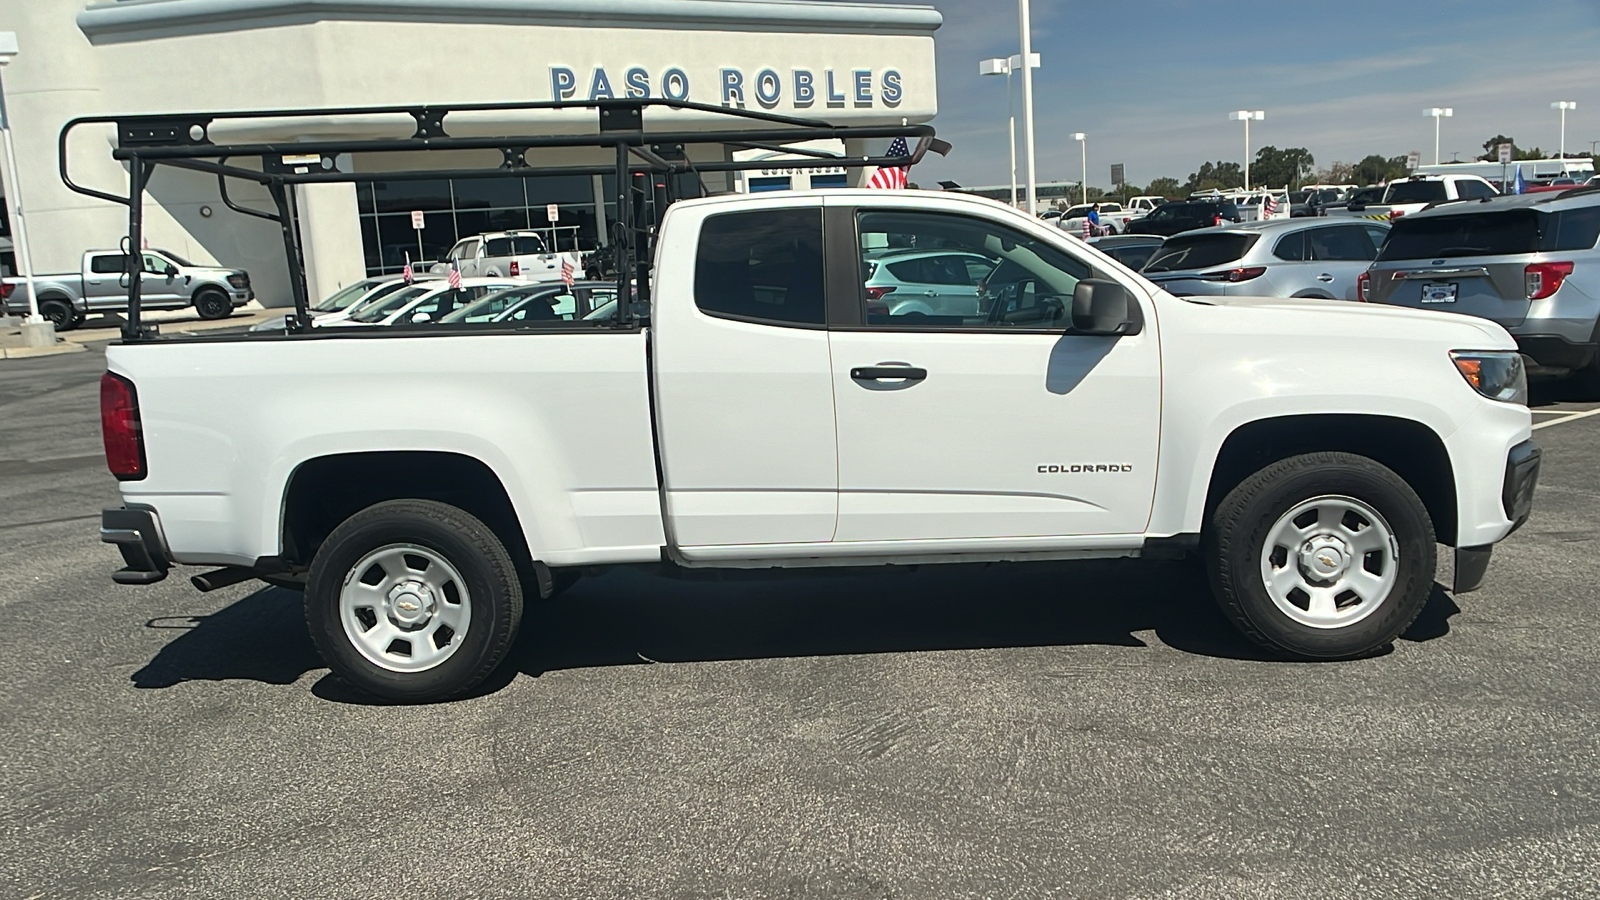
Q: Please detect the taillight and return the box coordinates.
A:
[1204,267,1267,283]
[1525,261,1574,300]
[1389,210,1404,220]
[864,285,897,300]
[1213,215,1223,226]
[1357,271,1371,302]
[509,260,520,276]
[100,372,146,481]
[0,281,13,299]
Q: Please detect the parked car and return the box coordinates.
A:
[250,275,435,332]
[1362,187,1600,392]
[1318,185,1384,217]
[317,277,518,327]
[433,231,570,282]
[862,249,997,317]
[1123,200,1245,236]
[1291,188,1345,218]
[1055,202,1137,236]
[103,188,1540,704]
[1125,195,1166,216]
[2,249,251,330]
[440,281,619,324]
[1327,174,1499,221]
[1086,234,1164,271]
[1141,218,1390,301]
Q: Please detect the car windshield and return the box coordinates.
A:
[154,250,196,267]
[1143,233,1260,272]
[441,286,551,323]
[351,285,430,322]
[314,280,380,312]
[1384,181,1448,204]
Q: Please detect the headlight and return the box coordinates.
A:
[227,274,247,289]
[1450,351,1527,405]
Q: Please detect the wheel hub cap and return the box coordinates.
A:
[1300,536,1352,581]
[386,580,437,628]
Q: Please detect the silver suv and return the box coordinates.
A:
[1364,187,1600,391]
[1140,218,1389,301]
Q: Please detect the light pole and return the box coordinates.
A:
[1072,133,1087,204]
[1424,107,1453,165]
[1552,101,1576,160]
[0,32,43,330]
[979,53,1038,209]
[1228,110,1263,190]
[1018,0,1038,216]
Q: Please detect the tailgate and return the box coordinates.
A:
[1371,260,1530,327]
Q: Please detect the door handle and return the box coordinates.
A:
[851,365,927,382]
[1317,274,1335,282]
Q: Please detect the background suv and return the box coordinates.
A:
[1364,187,1600,392]
[1124,199,1244,236]
[1141,218,1389,301]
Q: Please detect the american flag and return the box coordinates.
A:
[866,136,911,190]
[447,257,461,289]
[560,253,576,287]
[1081,217,1091,240]
[1264,193,1280,217]
[402,251,414,285]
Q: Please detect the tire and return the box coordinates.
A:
[38,297,77,331]
[304,499,524,702]
[193,289,232,320]
[1206,452,1435,660]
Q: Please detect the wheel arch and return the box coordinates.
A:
[1203,414,1457,546]
[280,450,532,569]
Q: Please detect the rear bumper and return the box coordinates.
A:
[1453,439,1541,594]
[101,506,171,585]
[1514,334,1596,371]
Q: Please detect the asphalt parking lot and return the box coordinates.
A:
[2,345,1598,900]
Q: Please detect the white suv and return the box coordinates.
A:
[1329,173,1498,221]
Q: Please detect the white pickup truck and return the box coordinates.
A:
[100,189,1541,702]
[1325,173,1499,221]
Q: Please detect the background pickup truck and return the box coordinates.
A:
[1325,173,1500,222]
[101,189,1541,703]
[3,248,251,330]
[433,230,570,282]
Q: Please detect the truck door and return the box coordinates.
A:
[82,253,130,310]
[825,200,1162,544]
[141,252,185,307]
[652,198,840,548]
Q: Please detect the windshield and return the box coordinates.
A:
[1384,181,1448,204]
[1143,233,1260,272]
[352,285,430,322]
[441,286,549,323]
[154,250,196,267]
[314,280,379,312]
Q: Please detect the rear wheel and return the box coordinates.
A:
[193,289,232,320]
[38,297,76,331]
[1207,452,1435,659]
[304,499,524,702]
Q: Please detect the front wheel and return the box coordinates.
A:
[304,499,524,702]
[1207,452,1435,659]
[193,289,232,320]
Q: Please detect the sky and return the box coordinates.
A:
[909,0,1600,191]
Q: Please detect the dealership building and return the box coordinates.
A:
[0,0,940,306]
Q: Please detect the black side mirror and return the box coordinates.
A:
[1071,279,1139,336]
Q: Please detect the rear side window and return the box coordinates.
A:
[1457,180,1496,200]
[1144,233,1259,272]
[695,208,826,326]
[1552,205,1600,251]
[1308,225,1377,261]
[89,255,128,274]
[1272,232,1307,261]
[1385,181,1448,204]
[483,238,512,257]
[1380,210,1541,260]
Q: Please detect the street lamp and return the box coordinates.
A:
[1228,110,1264,190]
[1072,133,1087,204]
[1552,101,1576,160]
[0,31,42,329]
[1424,107,1453,165]
[979,52,1039,209]
[1017,0,1039,216]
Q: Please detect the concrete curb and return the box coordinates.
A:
[0,342,90,360]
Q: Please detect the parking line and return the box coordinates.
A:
[1532,407,1600,430]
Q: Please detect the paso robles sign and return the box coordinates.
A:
[549,65,904,110]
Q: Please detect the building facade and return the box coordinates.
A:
[0,0,940,305]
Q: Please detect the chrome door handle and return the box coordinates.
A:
[1317,274,1335,282]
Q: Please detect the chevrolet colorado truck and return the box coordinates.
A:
[100,189,1541,702]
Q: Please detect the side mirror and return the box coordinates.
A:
[1071,279,1139,336]
[410,311,432,324]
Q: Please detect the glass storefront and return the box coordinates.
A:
[357,174,610,276]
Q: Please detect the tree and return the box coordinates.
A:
[1316,161,1358,184]
[1184,161,1244,192]
[1251,146,1315,189]
[1354,154,1409,185]
[1479,135,1516,162]
[1144,177,1181,199]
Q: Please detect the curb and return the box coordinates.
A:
[0,342,90,360]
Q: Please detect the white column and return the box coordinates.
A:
[1018,0,1037,215]
[295,156,365,307]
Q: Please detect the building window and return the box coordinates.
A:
[357,174,606,277]
[748,176,792,193]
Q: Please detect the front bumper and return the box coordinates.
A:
[1453,439,1541,593]
[101,506,171,585]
